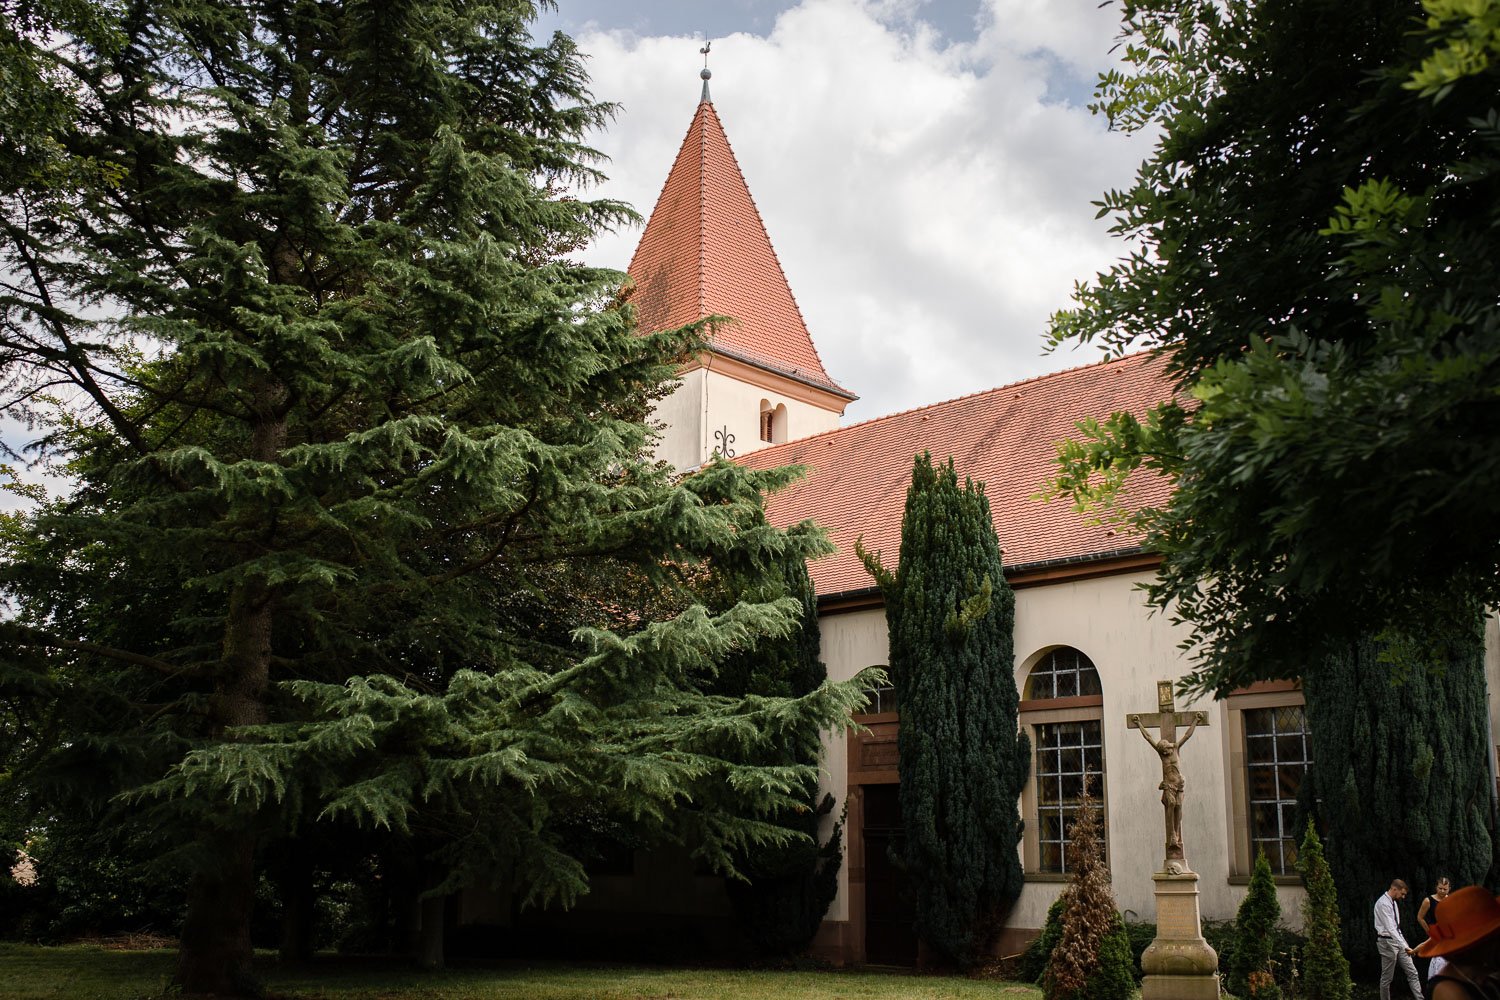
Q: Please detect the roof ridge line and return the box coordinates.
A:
[742,350,1157,458]
[696,103,709,322]
[705,340,859,399]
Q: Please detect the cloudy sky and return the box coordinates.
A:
[3,0,1149,510]
[547,0,1151,423]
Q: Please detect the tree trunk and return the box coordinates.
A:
[175,830,259,995]
[175,562,278,994]
[395,882,422,957]
[278,842,316,962]
[417,890,446,970]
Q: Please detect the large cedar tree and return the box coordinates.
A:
[0,2,871,992]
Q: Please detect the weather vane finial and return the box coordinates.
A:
[699,36,712,103]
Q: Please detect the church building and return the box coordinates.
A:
[468,75,1500,966]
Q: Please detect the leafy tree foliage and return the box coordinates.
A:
[1229,849,1281,998]
[1298,821,1353,1000]
[0,2,871,992]
[859,453,1028,969]
[1043,784,1133,1000]
[716,555,844,959]
[1047,0,1500,692]
[0,810,183,943]
[1302,625,1497,974]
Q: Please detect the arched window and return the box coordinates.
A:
[1019,647,1106,874]
[759,400,788,444]
[1025,646,1103,700]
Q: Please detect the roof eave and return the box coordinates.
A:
[702,342,858,401]
[814,545,1158,610]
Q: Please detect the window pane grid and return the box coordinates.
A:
[1244,705,1310,874]
[863,683,897,715]
[1035,719,1105,873]
[1026,648,1102,700]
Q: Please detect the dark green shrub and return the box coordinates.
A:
[1246,969,1283,1000]
[1202,918,1237,979]
[1080,916,1135,1000]
[1019,899,1066,983]
[1124,920,1154,982]
[1299,821,1352,1000]
[4,815,181,943]
[1204,917,1305,995]
[1229,849,1281,995]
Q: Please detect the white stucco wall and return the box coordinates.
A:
[817,606,889,923]
[649,370,704,472]
[1008,572,1283,930]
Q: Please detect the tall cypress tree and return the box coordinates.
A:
[1302,622,1498,974]
[859,452,1028,968]
[0,3,872,993]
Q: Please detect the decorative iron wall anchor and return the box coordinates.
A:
[712,426,735,458]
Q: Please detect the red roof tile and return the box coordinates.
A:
[627,97,852,398]
[736,353,1176,596]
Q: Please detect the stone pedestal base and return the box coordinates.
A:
[1141,973,1222,1000]
[1140,868,1219,1000]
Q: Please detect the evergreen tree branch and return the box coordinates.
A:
[0,623,210,679]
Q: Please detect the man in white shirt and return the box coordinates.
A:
[1376,878,1425,1000]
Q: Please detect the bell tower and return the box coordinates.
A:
[626,63,855,470]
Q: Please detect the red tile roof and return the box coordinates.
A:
[736,353,1176,596]
[627,97,853,399]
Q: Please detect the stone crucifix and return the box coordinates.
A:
[1128,680,1209,871]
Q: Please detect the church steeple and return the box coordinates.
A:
[627,78,855,469]
[629,75,853,430]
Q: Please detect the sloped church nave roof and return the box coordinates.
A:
[738,353,1176,596]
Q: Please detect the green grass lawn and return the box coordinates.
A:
[0,943,1045,1000]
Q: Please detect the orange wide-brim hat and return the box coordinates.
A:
[1415,886,1500,958]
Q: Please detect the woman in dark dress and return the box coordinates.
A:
[1421,877,1454,985]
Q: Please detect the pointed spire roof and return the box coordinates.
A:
[627,89,854,400]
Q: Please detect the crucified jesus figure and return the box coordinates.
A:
[1129,710,1208,862]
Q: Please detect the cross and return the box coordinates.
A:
[1128,679,1210,868]
[1126,680,1207,743]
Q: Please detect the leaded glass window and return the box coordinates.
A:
[1026,647,1102,700]
[1035,719,1105,873]
[1244,705,1311,874]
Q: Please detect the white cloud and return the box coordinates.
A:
[576,0,1149,423]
